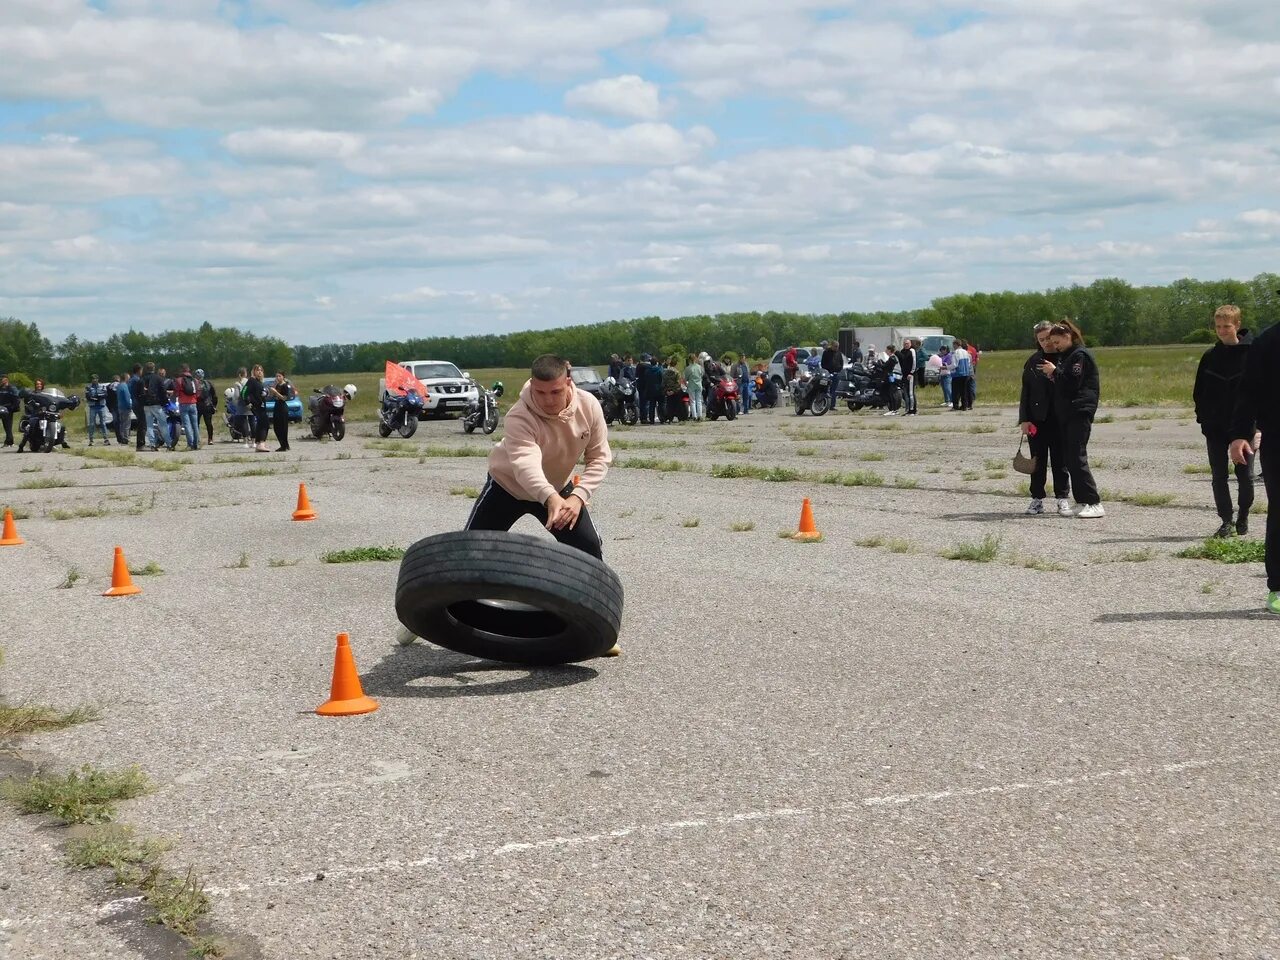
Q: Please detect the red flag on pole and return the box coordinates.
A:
[385,361,428,398]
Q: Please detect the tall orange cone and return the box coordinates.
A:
[0,509,24,546]
[792,498,822,542]
[103,546,142,596]
[292,482,317,522]
[315,633,379,717]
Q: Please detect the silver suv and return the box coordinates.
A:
[766,346,821,389]
[379,360,479,419]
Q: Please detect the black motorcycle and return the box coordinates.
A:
[598,377,638,426]
[838,362,895,413]
[19,388,80,452]
[378,388,424,439]
[309,384,350,441]
[462,380,504,435]
[790,370,833,416]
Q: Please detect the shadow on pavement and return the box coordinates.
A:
[1096,609,1273,623]
[938,511,1018,522]
[361,642,598,699]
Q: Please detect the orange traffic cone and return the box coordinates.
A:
[0,509,24,547]
[573,474,582,487]
[315,633,379,717]
[793,498,822,542]
[292,482,317,522]
[103,546,142,596]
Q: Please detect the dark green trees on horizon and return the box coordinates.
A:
[3,272,1276,383]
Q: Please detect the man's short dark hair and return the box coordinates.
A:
[132,363,142,374]
[531,354,570,381]
[144,362,155,373]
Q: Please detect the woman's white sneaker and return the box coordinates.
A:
[1056,499,1073,516]
[1076,503,1105,519]
[1026,499,1044,514]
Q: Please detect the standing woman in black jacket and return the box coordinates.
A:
[1229,315,1279,615]
[1042,319,1103,518]
[1193,305,1254,538]
[1018,321,1071,516]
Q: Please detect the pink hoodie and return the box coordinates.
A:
[488,380,612,506]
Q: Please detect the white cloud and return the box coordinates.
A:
[565,75,664,120]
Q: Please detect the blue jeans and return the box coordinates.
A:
[144,405,168,448]
[738,380,750,413]
[87,406,108,441]
[180,403,199,448]
[940,375,952,405]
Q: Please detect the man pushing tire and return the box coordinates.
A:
[395,354,623,664]
[465,353,612,558]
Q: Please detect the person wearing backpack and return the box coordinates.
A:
[173,363,201,450]
[195,369,218,447]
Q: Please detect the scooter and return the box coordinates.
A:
[789,369,833,416]
[462,380,504,435]
[705,376,739,421]
[379,388,424,438]
[309,384,354,441]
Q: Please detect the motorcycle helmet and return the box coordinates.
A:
[343,383,357,397]
[224,387,235,403]
[491,381,504,397]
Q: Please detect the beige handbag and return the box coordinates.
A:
[1012,435,1038,475]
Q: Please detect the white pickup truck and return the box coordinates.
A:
[379,360,479,419]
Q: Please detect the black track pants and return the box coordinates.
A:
[1263,443,1279,592]
[1029,420,1070,501]
[1062,417,1099,505]
[465,475,603,559]
[1204,432,1254,522]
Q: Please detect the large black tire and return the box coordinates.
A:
[726,405,737,421]
[482,409,498,434]
[622,405,637,426]
[848,401,863,412]
[332,421,346,441]
[811,393,831,416]
[398,415,419,439]
[378,421,392,438]
[463,418,477,434]
[395,531,623,666]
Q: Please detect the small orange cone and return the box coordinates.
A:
[793,498,822,542]
[103,546,142,597]
[0,509,24,547]
[292,482,317,522]
[573,474,582,486]
[315,633,379,717]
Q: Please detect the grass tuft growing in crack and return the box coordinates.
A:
[321,546,405,563]
[0,703,99,739]
[940,534,1002,563]
[1176,538,1265,563]
[2,764,150,824]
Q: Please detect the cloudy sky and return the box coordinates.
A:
[1,0,1278,346]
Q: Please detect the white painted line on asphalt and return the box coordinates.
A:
[204,750,1275,898]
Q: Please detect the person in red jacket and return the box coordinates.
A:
[173,363,202,450]
[784,345,798,384]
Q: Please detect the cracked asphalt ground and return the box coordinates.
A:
[1,401,1276,959]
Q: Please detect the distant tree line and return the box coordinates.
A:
[3,273,1276,384]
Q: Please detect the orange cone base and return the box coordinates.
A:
[315,694,379,717]
[292,510,317,522]
[0,509,23,546]
[792,531,823,542]
[0,535,22,547]
[103,583,143,597]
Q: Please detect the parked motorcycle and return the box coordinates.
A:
[838,362,895,413]
[790,369,833,416]
[309,384,354,441]
[379,387,424,438]
[19,388,80,452]
[462,380,504,435]
[705,376,739,421]
[659,386,691,423]
[597,377,638,426]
